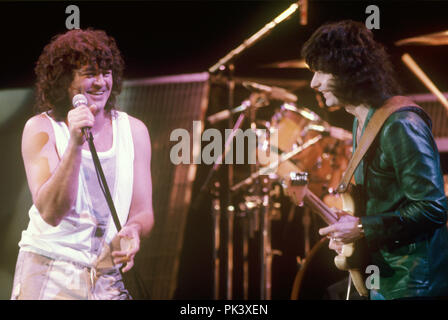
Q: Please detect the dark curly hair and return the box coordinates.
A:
[301,20,401,108]
[34,28,125,120]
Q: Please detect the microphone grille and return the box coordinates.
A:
[72,94,88,108]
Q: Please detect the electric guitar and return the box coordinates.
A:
[284,172,369,297]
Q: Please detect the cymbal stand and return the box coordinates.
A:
[302,207,312,256]
[193,85,246,299]
[211,182,221,300]
[208,1,302,74]
[260,187,275,299]
[226,64,236,301]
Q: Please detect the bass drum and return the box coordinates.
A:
[290,238,348,300]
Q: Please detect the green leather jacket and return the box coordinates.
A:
[353,104,448,300]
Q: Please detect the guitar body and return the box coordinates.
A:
[333,186,369,297]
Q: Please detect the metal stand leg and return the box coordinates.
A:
[303,207,312,256]
[259,194,271,299]
[242,213,249,300]
[226,205,235,300]
[211,196,221,300]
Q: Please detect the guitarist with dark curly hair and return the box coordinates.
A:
[299,20,448,300]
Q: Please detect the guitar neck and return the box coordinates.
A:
[303,189,338,225]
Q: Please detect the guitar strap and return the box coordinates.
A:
[337,96,421,193]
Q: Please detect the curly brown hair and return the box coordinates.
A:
[301,20,401,108]
[34,28,125,120]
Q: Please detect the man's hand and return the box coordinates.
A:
[319,213,363,250]
[67,104,97,145]
[111,224,141,272]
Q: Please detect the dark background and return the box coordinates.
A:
[1,0,448,300]
[2,0,448,92]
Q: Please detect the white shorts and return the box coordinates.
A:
[10,250,131,300]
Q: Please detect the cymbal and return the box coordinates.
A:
[395,30,448,46]
[260,59,309,69]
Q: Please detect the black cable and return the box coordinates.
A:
[86,132,149,299]
[87,135,122,231]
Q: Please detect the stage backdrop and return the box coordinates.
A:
[117,72,210,299]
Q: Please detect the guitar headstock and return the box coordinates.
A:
[284,172,309,206]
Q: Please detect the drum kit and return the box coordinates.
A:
[204,58,353,300]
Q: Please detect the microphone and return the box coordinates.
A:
[72,94,93,139]
[299,0,308,25]
[242,81,298,103]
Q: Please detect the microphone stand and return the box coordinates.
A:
[86,130,149,299]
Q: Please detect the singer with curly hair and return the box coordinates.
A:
[11,28,154,300]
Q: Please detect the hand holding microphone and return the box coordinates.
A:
[69,94,97,144]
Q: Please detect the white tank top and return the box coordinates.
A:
[19,110,134,267]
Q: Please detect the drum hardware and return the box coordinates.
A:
[197,89,268,299]
[210,182,221,300]
[224,111,351,299]
[206,0,307,300]
[281,102,321,121]
[395,30,448,115]
[204,84,298,299]
[239,195,262,236]
[259,194,270,299]
[269,183,283,221]
[296,256,305,269]
[193,105,245,300]
[231,135,323,193]
[243,81,298,103]
[302,207,312,255]
[235,175,286,300]
[208,1,302,74]
[257,175,288,300]
[259,58,309,69]
[236,209,250,300]
[226,204,236,300]
[207,61,352,299]
[210,74,309,91]
[401,53,448,114]
[206,94,270,125]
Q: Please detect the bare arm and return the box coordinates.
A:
[126,116,154,237]
[112,115,154,272]
[22,106,95,226]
